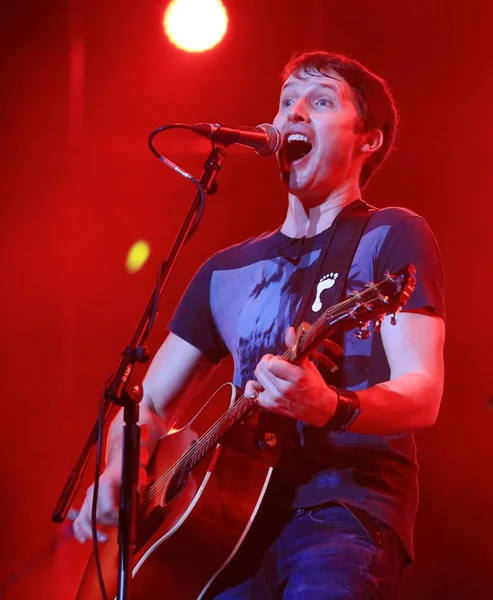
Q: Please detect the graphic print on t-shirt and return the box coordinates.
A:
[211,249,322,388]
[311,272,339,312]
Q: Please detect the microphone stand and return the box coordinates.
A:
[53,144,226,600]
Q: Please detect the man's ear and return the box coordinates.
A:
[361,129,384,155]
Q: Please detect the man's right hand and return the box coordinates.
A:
[71,332,216,544]
[72,466,121,543]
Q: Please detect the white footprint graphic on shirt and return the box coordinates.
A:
[311,273,339,312]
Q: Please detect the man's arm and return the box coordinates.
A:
[106,332,217,469]
[352,312,444,433]
[246,312,445,434]
[73,332,216,543]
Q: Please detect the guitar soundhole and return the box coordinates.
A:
[165,463,191,503]
[165,441,198,503]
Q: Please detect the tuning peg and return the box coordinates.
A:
[374,318,383,332]
[355,322,371,340]
[391,307,402,326]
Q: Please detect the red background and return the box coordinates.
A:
[1,1,493,598]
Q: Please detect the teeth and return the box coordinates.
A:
[287,134,310,143]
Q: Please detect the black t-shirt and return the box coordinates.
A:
[169,205,445,560]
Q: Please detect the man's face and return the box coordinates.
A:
[273,70,363,203]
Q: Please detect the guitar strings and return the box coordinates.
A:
[144,283,387,503]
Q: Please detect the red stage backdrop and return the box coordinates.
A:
[1,1,492,598]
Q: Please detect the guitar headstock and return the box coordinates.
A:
[292,264,417,362]
[334,263,417,334]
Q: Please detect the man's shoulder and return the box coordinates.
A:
[370,205,423,227]
[352,205,435,273]
[365,205,431,247]
[206,229,283,271]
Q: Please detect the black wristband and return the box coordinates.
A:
[324,388,361,432]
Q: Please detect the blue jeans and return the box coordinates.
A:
[214,504,404,600]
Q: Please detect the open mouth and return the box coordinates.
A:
[283,136,313,164]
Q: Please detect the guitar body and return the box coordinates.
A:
[76,383,276,600]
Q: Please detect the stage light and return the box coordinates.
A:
[164,0,228,53]
[126,240,150,273]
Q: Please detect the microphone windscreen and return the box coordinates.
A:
[256,123,283,155]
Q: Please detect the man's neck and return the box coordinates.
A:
[280,180,362,238]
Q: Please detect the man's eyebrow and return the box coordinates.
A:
[280,80,344,97]
[281,81,295,92]
[315,81,343,95]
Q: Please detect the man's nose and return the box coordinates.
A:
[288,98,310,123]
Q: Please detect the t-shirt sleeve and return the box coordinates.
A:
[168,259,230,364]
[374,216,445,318]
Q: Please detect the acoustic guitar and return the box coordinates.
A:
[76,264,416,600]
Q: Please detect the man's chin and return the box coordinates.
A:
[282,175,330,208]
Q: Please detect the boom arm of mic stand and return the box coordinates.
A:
[52,145,226,600]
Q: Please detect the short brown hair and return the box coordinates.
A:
[281,51,398,188]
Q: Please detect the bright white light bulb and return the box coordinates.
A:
[164,0,228,53]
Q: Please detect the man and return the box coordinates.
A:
[74,51,445,599]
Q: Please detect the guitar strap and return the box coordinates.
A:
[256,200,378,455]
[292,199,378,332]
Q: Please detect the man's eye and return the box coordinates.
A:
[316,98,334,107]
[281,98,293,108]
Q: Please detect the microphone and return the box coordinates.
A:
[191,122,282,156]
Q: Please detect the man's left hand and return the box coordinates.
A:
[244,327,338,427]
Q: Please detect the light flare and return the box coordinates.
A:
[126,240,150,273]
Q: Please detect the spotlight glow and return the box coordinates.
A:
[126,240,150,273]
[164,0,228,53]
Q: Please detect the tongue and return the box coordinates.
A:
[285,140,312,163]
